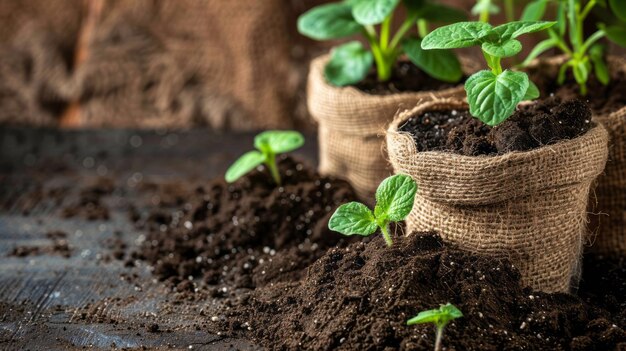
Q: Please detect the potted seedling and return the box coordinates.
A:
[385,20,609,293]
[518,0,626,257]
[298,0,472,201]
[329,174,417,246]
[225,130,304,185]
[407,303,463,351]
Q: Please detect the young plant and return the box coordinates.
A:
[520,0,626,95]
[225,131,304,185]
[407,303,463,351]
[472,0,516,23]
[297,0,467,86]
[421,20,555,126]
[328,174,417,247]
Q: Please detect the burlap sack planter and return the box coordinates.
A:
[528,55,626,257]
[386,99,609,293]
[307,55,473,201]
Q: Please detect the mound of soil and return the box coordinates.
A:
[226,233,626,350]
[579,255,626,328]
[355,61,463,95]
[529,61,626,116]
[130,156,358,291]
[399,97,592,156]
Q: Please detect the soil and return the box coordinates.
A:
[60,177,114,220]
[130,156,358,291]
[224,233,626,351]
[9,230,72,258]
[355,61,463,95]
[529,61,626,116]
[398,97,593,156]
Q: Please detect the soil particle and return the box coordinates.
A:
[61,177,114,220]
[399,97,592,155]
[355,61,463,95]
[131,156,358,290]
[9,230,72,258]
[226,233,626,350]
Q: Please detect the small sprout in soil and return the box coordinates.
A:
[519,0,626,95]
[297,0,467,86]
[421,20,555,126]
[407,303,463,351]
[328,174,417,247]
[225,131,304,185]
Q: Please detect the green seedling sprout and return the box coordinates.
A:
[297,0,467,86]
[225,131,304,185]
[328,174,417,246]
[519,0,626,95]
[407,303,463,351]
[472,0,516,23]
[421,20,555,126]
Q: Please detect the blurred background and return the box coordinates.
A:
[0,0,621,131]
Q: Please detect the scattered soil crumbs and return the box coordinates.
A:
[225,233,626,351]
[355,61,463,95]
[579,255,626,328]
[399,97,592,156]
[9,230,72,258]
[61,177,114,220]
[529,61,626,116]
[130,156,358,291]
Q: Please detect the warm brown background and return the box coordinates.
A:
[0,0,620,130]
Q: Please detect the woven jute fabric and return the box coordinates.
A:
[307,55,477,200]
[386,99,609,293]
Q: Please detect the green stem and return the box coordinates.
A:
[265,153,281,185]
[580,0,596,20]
[434,326,444,351]
[479,0,491,23]
[380,223,393,247]
[580,30,606,56]
[364,26,392,82]
[389,16,417,49]
[504,0,514,22]
[568,0,580,52]
[381,14,392,51]
[417,20,429,39]
[549,30,573,56]
[483,52,502,75]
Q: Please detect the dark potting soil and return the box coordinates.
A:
[529,61,626,116]
[225,233,626,351]
[130,156,358,291]
[354,61,463,95]
[9,230,72,258]
[398,97,593,156]
[60,177,114,220]
[579,255,626,328]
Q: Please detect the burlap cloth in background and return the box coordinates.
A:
[528,56,626,257]
[307,55,479,201]
[386,99,609,293]
[0,0,321,129]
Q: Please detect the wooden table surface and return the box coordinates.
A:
[0,127,318,350]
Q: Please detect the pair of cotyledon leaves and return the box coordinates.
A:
[421,21,554,126]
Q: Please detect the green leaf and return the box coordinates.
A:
[465,70,529,126]
[324,41,373,86]
[521,0,548,21]
[573,61,589,85]
[492,21,555,40]
[374,174,417,222]
[297,3,362,40]
[523,81,540,100]
[609,0,626,22]
[329,202,378,236]
[407,303,463,328]
[225,151,266,183]
[556,2,566,36]
[421,22,492,49]
[589,44,610,85]
[403,38,462,83]
[416,3,467,23]
[481,39,522,58]
[605,26,626,47]
[403,0,427,16]
[520,37,556,66]
[254,130,304,154]
[352,0,401,25]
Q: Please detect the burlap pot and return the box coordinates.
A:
[386,99,609,293]
[528,55,626,257]
[307,55,473,201]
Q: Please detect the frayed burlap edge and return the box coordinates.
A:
[386,99,609,293]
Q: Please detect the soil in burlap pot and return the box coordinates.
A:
[386,99,609,293]
[307,55,476,201]
[528,55,626,257]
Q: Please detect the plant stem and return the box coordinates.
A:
[381,14,392,51]
[380,223,393,247]
[390,16,417,49]
[479,0,491,23]
[364,25,392,82]
[483,52,502,75]
[504,0,514,22]
[265,153,281,185]
[434,326,444,351]
[417,20,429,39]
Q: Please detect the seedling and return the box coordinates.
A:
[407,303,463,351]
[225,131,304,185]
[472,0,516,23]
[421,20,555,126]
[297,0,466,86]
[520,0,626,95]
[329,174,417,246]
